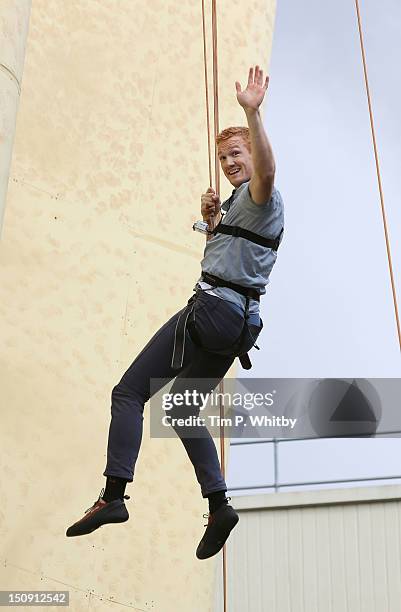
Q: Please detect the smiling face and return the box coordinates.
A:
[218,136,253,187]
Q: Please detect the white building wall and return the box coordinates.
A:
[214,485,401,612]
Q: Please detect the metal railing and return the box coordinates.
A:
[228,430,401,493]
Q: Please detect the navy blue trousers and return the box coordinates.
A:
[103,290,262,497]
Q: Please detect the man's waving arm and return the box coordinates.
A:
[236,65,275,205]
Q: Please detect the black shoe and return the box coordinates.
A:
[196,501,239,560]
[66,488,130,537]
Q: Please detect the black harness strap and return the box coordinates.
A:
[212,189,283,251]
[201,272,260,301]
[213,224,282,251]
[171,296,195,370]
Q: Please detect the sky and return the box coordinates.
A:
[227,0,401,495]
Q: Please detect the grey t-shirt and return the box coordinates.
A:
[197,181,284,313]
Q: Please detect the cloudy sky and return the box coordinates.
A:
[228,0,401,494]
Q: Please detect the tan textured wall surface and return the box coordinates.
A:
[0,1,275,610]
[0,0,31,233]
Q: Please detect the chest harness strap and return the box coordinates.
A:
[212,224,282,250]
[210,190,284,252]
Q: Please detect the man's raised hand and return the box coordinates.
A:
[235,65,269,112]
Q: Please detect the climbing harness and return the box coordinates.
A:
[188,185,283,371]
[170,284,260,371]
[190,172,284,369]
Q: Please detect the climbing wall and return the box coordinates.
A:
[0,0,31,233]
[0,1,276,610]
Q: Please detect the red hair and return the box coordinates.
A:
[216,126,251,152]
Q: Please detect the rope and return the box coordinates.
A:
[201,1,228,610]
[201,0,213,189]
[211,0,220,197]
[210,4,229,608]
[354,0,401,351]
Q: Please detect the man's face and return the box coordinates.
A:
[218,137,253,187]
